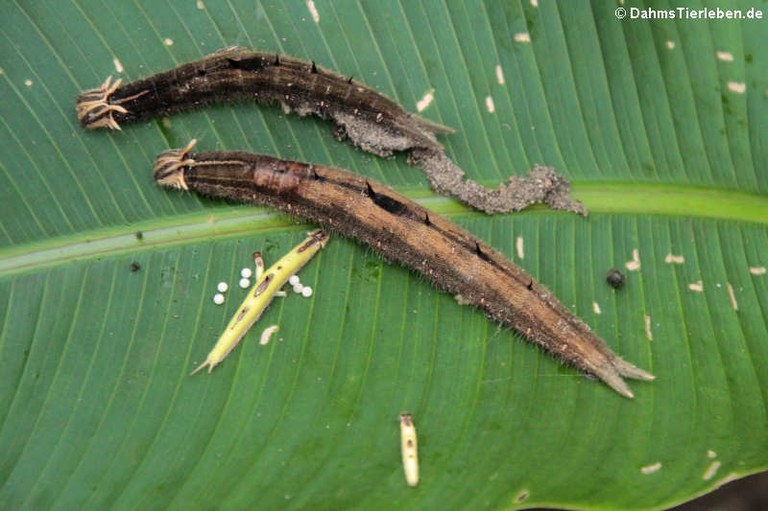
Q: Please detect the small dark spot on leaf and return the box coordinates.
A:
[606,268,625,289]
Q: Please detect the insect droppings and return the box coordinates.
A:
[495,64,505,85]
[716,50,735,62]
[702,460,721,481]
[514,32,531,43]
[416,89,435,112]
[664,253,685,264]
[606,269,625,289]
[726,282,739,311]
[640,462,663,475]
[485,96,495,113]
[259,325,279,345]
[625,249,641,271]
[727,81,746,94]
[515,236,525,259]
[644,315,653,341]
[305,0,320,23]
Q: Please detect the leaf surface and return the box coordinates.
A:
[1,1,766,510]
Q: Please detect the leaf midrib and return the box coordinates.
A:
[1,183,766,276]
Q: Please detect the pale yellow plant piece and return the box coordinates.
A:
[191,230,329,374]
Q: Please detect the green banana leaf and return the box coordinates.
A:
[1,1,766,510]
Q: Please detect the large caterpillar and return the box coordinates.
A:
[154,140,654,398]
[75,46,452,156]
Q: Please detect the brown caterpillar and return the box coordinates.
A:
[154,140,654,398]
[75,46,452,156]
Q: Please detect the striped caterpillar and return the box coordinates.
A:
[76,47,585,215]
[75,46,452,155]
[154,140,654,398]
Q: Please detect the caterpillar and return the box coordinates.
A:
[154,140,654,398]
[75,46,452,156]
